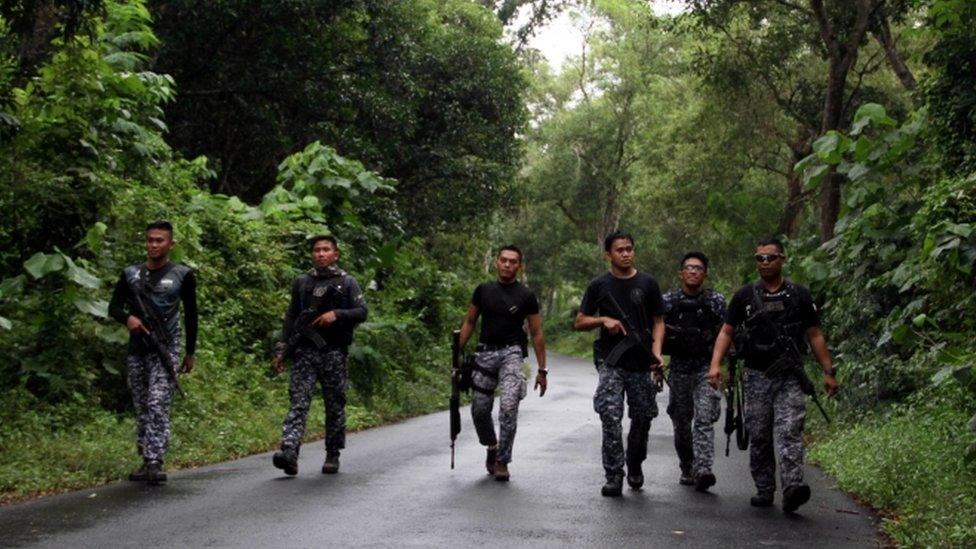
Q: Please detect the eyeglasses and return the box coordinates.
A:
[754,253,784,263]
[681,264,706,273]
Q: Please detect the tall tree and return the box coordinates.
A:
[149,0,526,233]
[690,0,915,241]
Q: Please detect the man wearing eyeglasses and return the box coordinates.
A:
[662,252,726,492]
[708,236,838,513]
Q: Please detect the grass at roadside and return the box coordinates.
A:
[0,347,449,504]
[808,380,976,547]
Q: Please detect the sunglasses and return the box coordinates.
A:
[754,253,784,263]
[681,264,706,273]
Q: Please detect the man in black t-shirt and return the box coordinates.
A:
[108,221,198,485]
[575,231,665,497]
[458,245,547,481]
[708,236,838,513]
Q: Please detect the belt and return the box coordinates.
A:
[476,342,521,352]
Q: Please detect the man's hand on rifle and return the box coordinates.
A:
[313,311,338,327]
[602,317,627,335]
[823,373,839,396]
[273,354,285,374]
[126,315,150,335]
[707,363,722,390]
[534,369,548,397]
[180,355,195,374]
[650,362,665,390]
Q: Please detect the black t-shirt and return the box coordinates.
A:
[579,271,664,370]
[725,279,820,370]
[472,281,540,346]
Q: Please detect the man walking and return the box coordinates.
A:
[662,252,726,491]
[458,245,547,481]
[272,235,367,476]
[575,231,665,497]
[709,237,839,513]
[109,220,197,485]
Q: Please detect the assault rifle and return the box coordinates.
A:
[450,330,463,469]
[601,292,662,370]
[766,333,831,423]
[749,305,831,423]
[280,280,340,360]
[723,351,748,456]
[132,285,184,397]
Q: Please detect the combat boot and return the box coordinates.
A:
[128,460,149,482]
[273,448,299,476]
[322,452,340,474]
[679,465,694,486]
[145,460,166,485]
[694,471,716,492]
[493,461,510,482]
[626,462,644,490]
[485,446,498,475]
[782,484,811,513]
[601,476,623,497]
[750,491,774,507]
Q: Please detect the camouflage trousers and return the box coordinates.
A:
[470,346,527,464]
[744,368,807,495]
[281,346,348,454]
[667,368,722,476]
[593,361,659,480]
[127,343,179,463]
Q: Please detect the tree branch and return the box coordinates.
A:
[872,15,917,91]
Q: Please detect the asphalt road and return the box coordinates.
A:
[0,353,879,548]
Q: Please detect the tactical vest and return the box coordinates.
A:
[297,268,353,346]
[663,290,718,358]
[124,263,191,340]
[736,280,805,364]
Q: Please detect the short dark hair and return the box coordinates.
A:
[497,245,523,262]
[309,234,338,251]
[681,251,709,271]
[604,230,634,252]
[145,220,174,238]
[756,236,785,254]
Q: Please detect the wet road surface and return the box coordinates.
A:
[0,353,879,547]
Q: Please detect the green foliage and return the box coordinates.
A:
[809,381,976,546]
[794,104,976,409]
[148,0,527,232]
[0,0,476,501]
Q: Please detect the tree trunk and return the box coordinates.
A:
[874,17,917,92]
[819,63,850,242]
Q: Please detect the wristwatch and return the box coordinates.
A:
[824,367,838,377]
[537,369,548,376]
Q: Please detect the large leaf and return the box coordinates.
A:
[73,298,109,319]
[85,222,108,254]
[64,256,103,289]
[24,252,65,279]
[851,103,897,135]
[0,315,11,330]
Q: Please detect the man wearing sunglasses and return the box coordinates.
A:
[662,252,726,492]
[708,237,838,513]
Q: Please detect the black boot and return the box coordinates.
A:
[694,471,716,492]
[273,448,299,476]
[322,451,340,474]
[782,484,811,513]
[485,446,498,475]
[601,476,623,497]
[679,465,694,486]
[128,460,149,482]
[750,491,774,507]
[145,460,166,485]
[626,462,644,490]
